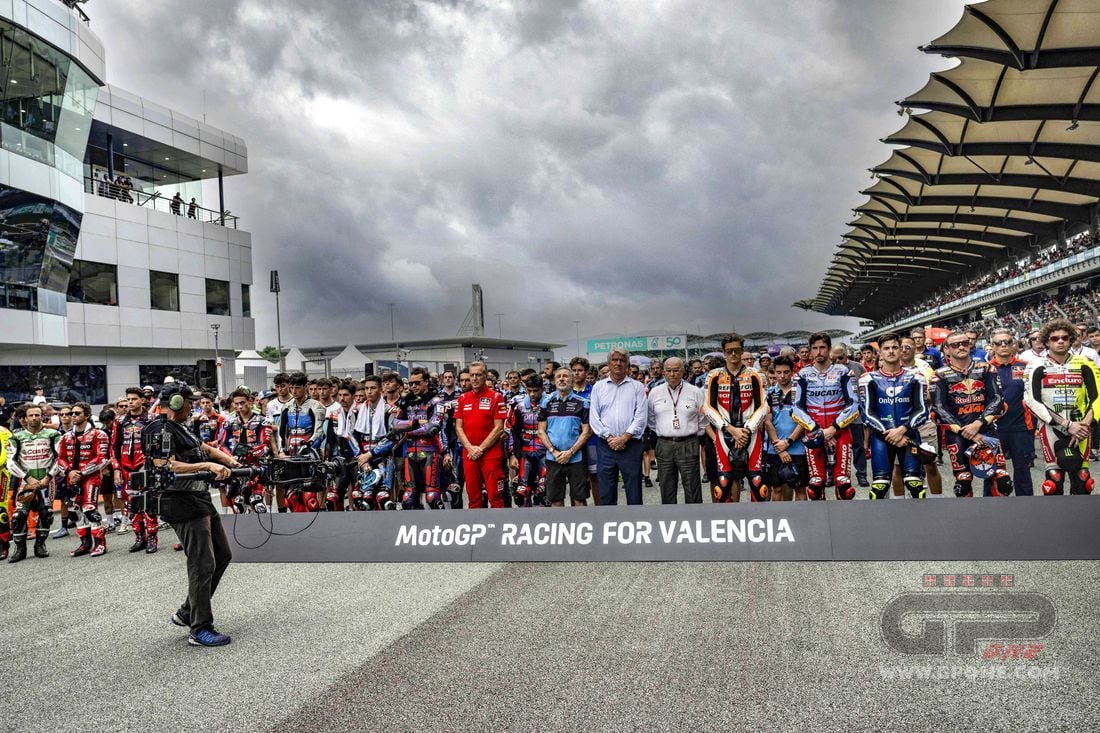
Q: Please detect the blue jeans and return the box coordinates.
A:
[993,429,1035,497]
[597,437,643,505]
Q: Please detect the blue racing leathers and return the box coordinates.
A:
[858,367,929,499]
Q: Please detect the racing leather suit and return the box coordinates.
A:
[791,364,859,500]
[703,366,767,502]
[858,368,928,499]
[391,390,447,509]
[932,360,1011,497]
[508,394,547,507]
[5,426,60,560]
[57,424,110,554]
[221,412,273,512]
[1023,354,1100,495]
[350,399,398,510]
[0,429,11,559]
[192,412,225,448]
[278,398,325,512]
[439,388,464,507]
[112,413,156,542]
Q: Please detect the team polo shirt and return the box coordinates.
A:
[539,391,589,463]
[457,387,508,456]
[572,382,597,448]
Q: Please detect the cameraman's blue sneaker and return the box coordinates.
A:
[188,628,231,647]
[170,610,190,628]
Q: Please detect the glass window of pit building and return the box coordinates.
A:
[206,278,230,316]
[150,270,179,311]
[66,260,117,306]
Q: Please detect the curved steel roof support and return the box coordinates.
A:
[927,73,984,121]
[856,209,1059,239]
[886,138,1100,164]
[985,65,1011,122]
[873,169,1100,199]
[870,192,1092,225]
[966,5,1026,69]
[1031,0,1062,69]
[901,115,955,154]
[1071,67,1100,127]
[894,150,931,183]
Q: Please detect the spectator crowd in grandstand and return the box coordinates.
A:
[884,229,1099,324]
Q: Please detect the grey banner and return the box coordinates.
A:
[227,497,1100,563]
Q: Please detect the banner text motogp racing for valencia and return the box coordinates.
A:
[228,498,1100,563]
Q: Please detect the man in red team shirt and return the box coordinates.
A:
[456,361,507,508]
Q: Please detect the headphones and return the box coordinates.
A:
[168,393,185,411]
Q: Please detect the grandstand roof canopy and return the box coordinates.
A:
[902,58,1100,123]
[805,0,1100,322]
[921,0,1100,70]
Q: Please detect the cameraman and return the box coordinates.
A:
[141,383,241,647]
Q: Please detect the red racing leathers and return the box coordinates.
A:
[112,412,157,542]
[58,424,110,555]
[703,366,767,502]
[791,364,860,500]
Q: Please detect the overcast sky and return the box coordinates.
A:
[90,0,968,352]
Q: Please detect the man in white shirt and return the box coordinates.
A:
[589,348,648,505]
[266,373,291,422]
[1017,330,1047,366]
[646,357,705,503]
[1071,322,1100,370]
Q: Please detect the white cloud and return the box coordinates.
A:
[90,0,970,350]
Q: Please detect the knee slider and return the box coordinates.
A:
[903,476,925,500]
[1071,469,1094,495]
[10,508,28,533]
[401,490,419,510]
[1042,469,1065,496]
[869,480,890,500]
[426,490,443,509]
[748,473,768,502]
[711,476,732,503]
[953,482,973,498]
[806,484,825,501]
[834,478,854,500]
[84,508,103,524]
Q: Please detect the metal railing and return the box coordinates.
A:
[60,0,91,24]
[84,176,240,229]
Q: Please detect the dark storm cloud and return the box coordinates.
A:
[90,0,967,349]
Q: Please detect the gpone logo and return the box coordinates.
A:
[880,574,1056,658]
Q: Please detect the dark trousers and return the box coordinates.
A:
[172,513,233,632]
[851,423,868,483]
[993,429,1035,497]
[597,438,643,505]
[655,437,702,503]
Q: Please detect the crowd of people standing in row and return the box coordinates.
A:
[1,316,1096,564]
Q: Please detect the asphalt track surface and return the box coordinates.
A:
[3,466,1098,733]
